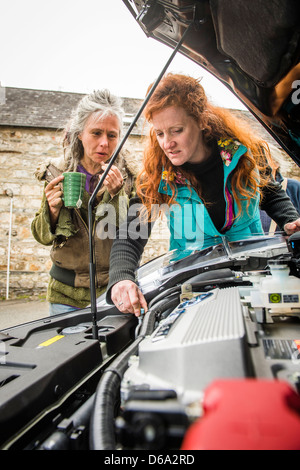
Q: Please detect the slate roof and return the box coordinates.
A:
[0,86,277,144]
[0,86,146,135]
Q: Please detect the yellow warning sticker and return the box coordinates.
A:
[37,335,65,349]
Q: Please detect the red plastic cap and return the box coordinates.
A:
[181,379,300,450]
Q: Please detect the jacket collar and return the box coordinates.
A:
[218,138,247,177]
[158,138,248,197]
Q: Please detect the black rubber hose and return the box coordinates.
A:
[148,285,180,309]
[39,394,96,450]
[149,292,180,313]
[89,308,157,450]
[89,346,139,449]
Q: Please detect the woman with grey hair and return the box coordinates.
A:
[31,89,137,315]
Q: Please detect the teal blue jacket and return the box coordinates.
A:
[158,139,264,252]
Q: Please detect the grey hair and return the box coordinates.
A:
[63,89,124,171]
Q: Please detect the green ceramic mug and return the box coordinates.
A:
[63,172,86,208]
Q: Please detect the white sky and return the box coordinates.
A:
[0,0,245,109]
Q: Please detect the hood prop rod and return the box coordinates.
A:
[88,21,193,340]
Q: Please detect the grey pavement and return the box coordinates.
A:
[0,299,49,330]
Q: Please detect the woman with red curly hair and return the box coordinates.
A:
[107,73,300,316]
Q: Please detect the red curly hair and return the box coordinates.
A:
[137,73,270,219]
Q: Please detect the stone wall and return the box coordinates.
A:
[0,127,62,298]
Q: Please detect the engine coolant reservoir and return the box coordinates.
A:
[260,260,300,310]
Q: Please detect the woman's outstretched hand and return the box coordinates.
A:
[284,218,300,235]
[111,280,148,317]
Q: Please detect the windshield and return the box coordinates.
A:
[137,233,289,294]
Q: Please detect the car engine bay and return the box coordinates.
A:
[1,233,300,450]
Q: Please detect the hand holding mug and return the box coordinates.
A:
[45,175,64,229]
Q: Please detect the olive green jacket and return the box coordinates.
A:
[31,152,137,308]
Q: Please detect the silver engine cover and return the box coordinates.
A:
[121,287,248,405]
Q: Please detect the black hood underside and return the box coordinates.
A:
[123,0,300,166]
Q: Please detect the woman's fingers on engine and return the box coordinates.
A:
[112,280,148,317]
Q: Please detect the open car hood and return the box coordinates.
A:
[122,0,300,166]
